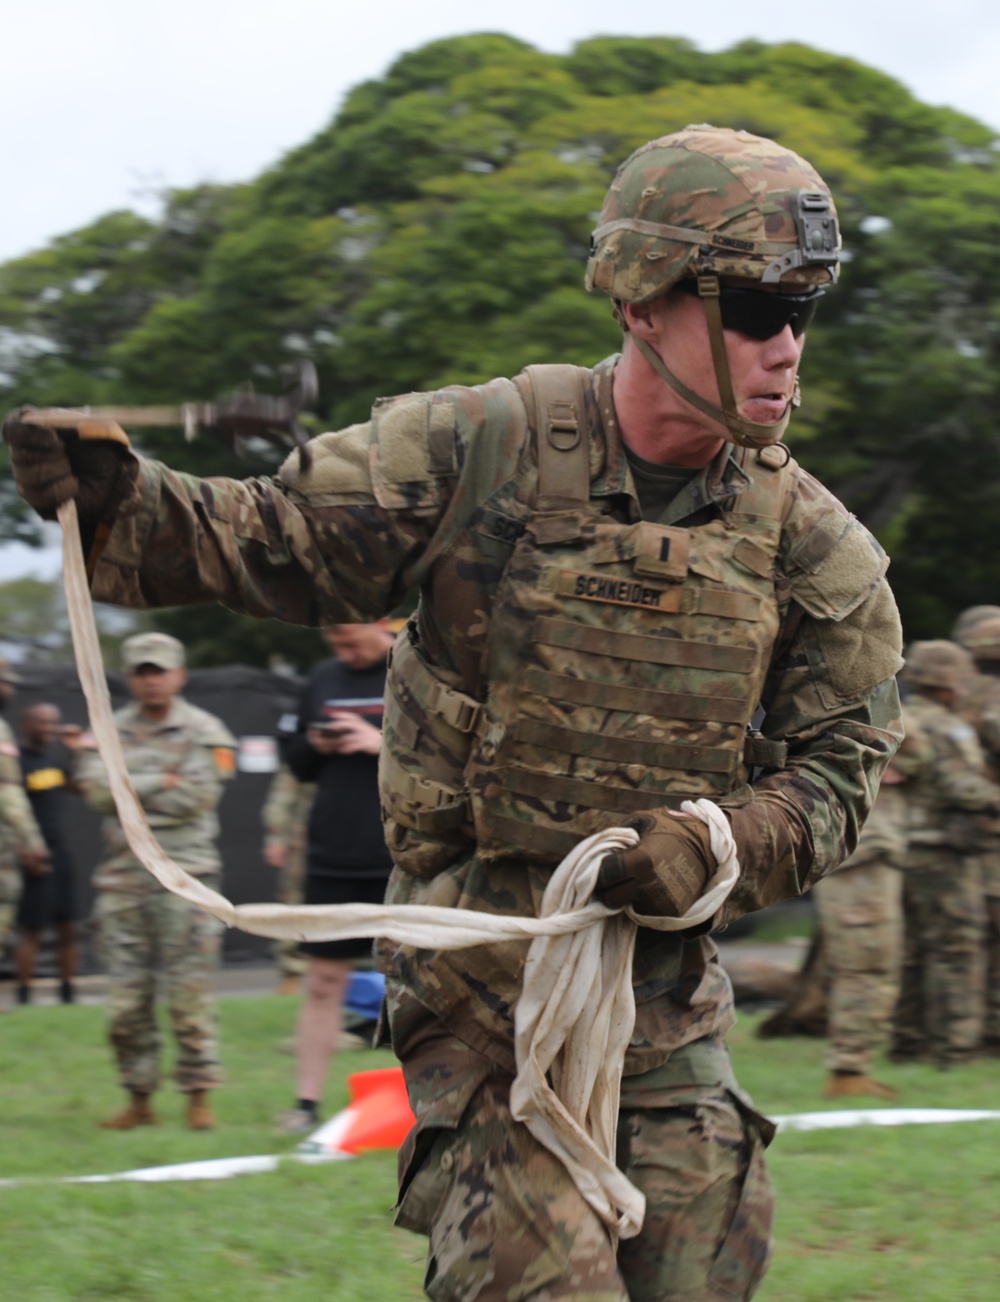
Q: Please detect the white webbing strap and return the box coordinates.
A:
[58,498,740,1240]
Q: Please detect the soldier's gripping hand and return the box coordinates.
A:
[3,407,136,522]
[596,810,715,917]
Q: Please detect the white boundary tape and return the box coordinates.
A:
[1,1108,998,1190]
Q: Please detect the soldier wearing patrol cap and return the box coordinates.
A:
[6,126,903,1297]
[0,656,48,996]
[76,632,236,1129]
[891,640,1000,1066]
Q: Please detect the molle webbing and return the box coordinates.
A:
[379,750,470,832]
[743,734,789,770]
[521,667,748,724]
[520,365,592,506]
[379,631,481,838]
[535,619,755,673]
[512,719,739,774]
[499,768,688,814]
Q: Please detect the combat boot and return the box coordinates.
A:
[186,1090,217,1130]
[98,1092,158,1129]
[823,1071,898,1101]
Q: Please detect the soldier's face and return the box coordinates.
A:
[645,282,806,434]
[321,623,392,671]
[127,664,187,708]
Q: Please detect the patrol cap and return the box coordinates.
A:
[0,656,21,684]
[121,632,186,672]
[902,640,974,690]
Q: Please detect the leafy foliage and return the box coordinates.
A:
[3,32,1000,649]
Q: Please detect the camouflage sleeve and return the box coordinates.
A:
[262,767,300,847]
[87,381,529,625]
[888,706,933,780]
[0,729,45,857]
[136,743,227,822]
[75,747,116,814]
[718,471,904,922]
[924,717,1000,812]
[978,702,1000,758]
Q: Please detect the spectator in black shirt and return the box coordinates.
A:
[276,620,395,1132]
[16,703,84,1004]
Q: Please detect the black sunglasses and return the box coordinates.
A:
[676,280,824,340]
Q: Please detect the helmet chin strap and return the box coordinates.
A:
[630,274,798,449]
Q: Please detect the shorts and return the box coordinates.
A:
[17,867,77,931]
[299,872,389,961]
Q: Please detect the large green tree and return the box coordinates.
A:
[2,32,998,660]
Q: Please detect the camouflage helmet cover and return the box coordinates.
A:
[902,640,975,690]
[957,614,1000,662]
[952,605,1000,653]
[585,124,841,303]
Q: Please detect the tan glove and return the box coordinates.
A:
[596,810,714,916]
[3,407,135,522]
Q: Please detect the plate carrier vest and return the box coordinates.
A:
[379,365,792,877]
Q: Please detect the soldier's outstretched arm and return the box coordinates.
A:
[5,386,524,627]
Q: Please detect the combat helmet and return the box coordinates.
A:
[586,124,840,448]
[902,640,975,690]
[955,613,1000,663]
[952,606,1000,660]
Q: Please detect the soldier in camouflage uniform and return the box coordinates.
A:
[7,127,903,1299]
[891,641,1000,1067]
[77,633,236,1129]
[812,741,911,1098]
[262,764,314,993]
[0,658,48,996]
[952,608,1000,1053]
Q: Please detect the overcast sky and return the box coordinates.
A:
[4,0,999,267]
[2,0,999,577]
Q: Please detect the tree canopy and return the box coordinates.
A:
[2,31,998,662]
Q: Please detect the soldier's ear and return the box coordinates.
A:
[619,300,656,337]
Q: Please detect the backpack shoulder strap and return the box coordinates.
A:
[516,364,592,507]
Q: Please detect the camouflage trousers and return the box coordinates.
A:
[395,1069,773,1301]
[893,849,985,1064]
[976,846,1000,1043]
[93,886,224,1093]
[0,863,17,952]
[813,858,902,1074]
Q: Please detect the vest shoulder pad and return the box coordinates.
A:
[278,421,374,503]
[781,468,888,621]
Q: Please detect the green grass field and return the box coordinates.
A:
[2,992,998,1301]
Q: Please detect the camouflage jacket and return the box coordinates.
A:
[78,696,236,892]
[87,356,902,1073]
[0,716,45,863]
[262,764,314,856]
[900,692,1000,849]
[961,669,1000,777]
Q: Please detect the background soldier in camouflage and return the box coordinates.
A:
[0,657,48,999]
[953,607,1000,1054]
[813,747,911,1099]
[77,633,236,1129]
[262,764,314,995]
[891,641,1000,1067]
[6,127,903,1299]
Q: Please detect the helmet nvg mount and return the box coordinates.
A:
[586,124,840,448]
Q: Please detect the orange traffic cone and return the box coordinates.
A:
[297,1067,415,1159]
